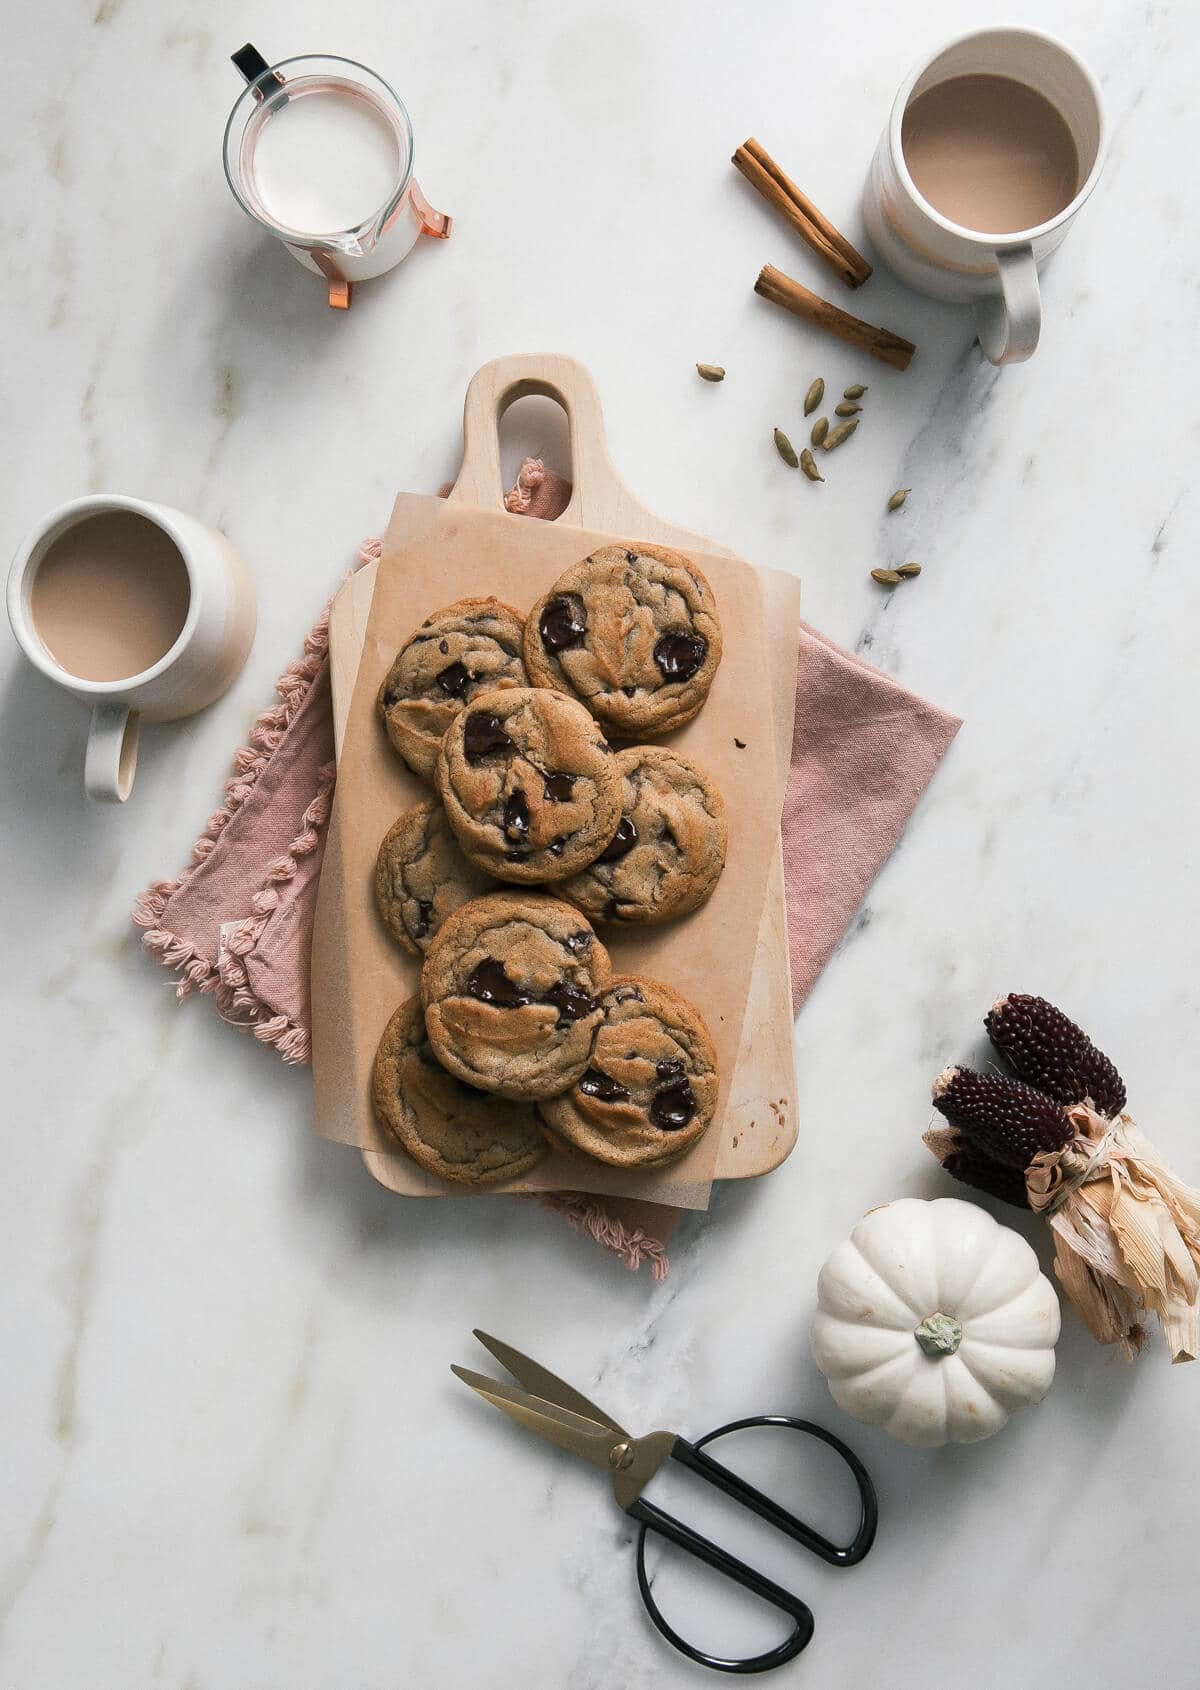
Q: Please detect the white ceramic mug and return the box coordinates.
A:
[7,496,256,803]
[863,27,1106,364]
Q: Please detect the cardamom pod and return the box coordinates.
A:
[774,427,799,468]
[887,488,911,512]
[810,416,829,448]
[896,562,922,578]
[800,448,823,482]
[822,418,859,451]
[696,363,725,382]
[834,401,862,417]
[803,378,825,416]
[871,568,902,585]
[844,384,868,399]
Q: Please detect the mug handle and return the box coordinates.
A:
[975,246,1041,365]
[85,703,139,803]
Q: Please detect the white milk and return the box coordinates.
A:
[249,77,401,235]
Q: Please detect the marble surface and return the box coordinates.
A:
[2,1,1198,1685]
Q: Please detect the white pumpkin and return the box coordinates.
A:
[810,1198,1060,1448]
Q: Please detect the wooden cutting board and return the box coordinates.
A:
[317,354,799,1199]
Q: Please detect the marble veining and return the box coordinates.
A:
[2,1,1198,1686]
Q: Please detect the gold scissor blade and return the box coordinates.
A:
[451,1365,620,1472]
[472,1331,628,1437]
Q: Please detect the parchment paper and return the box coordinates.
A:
[311,500,798,1209]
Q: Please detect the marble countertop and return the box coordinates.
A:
[3,1,1198,1685]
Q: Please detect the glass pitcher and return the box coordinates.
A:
[223,46,451,309]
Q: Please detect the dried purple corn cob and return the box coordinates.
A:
[985,993,1127,1118]
[922,1123,1031,1207]
[942,1146,1031,1209]
[933,1066,1073,1170]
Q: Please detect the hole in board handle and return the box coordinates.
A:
[495,390,572,522]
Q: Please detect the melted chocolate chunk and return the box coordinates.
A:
[651,1076,697,1130]
[439,638,449,654]
[578,1068,631,1103]
[436,660,471,697]
[543,773,575,802]
[549,840,566,856]
[464,958,596,1027]
[465,959,534,1008]
[463,712,514,762]
[545,982,597,1024]
[503,788,531,842]
[622,685,637,698]
[626,549,638,564]
[597,816,637,864]
[612,985,644,1005]
[505,850,530,863]
[653,631,707,682]
[565,930,593,955]
[413,899,434,939]
[656,1056,685,1080]
[734,738,746,749]
[539,596,587,653]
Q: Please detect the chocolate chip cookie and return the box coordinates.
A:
[372,995,546,1186]
[558,747,727,925]
[538,976,718,1167]
[378,598,528,780]
[524,543,723,737]
[435,686,622,884]
[421,893,612,1099]
[374,800,497,958]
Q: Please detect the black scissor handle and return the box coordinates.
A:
[631,1416,878,1675]
[632,1495,814,1674]
[684,1416,878,1567]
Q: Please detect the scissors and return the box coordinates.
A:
[452,1331,877,1675]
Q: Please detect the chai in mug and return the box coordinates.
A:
[901,74,1081,237]
[30,510,192,684]
[7,496,255,802]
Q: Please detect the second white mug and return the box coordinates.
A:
[7,495,256,803]
[863,27,1107,365]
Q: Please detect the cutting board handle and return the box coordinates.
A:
[450,352,635,532]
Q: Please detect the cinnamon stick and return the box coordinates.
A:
[733,139,872,290]
[754,264,916,370]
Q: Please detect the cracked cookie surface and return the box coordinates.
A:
[558,746,727,925]
[421,893,612,1099]
[524,543,722,736]
[375,799,496,958]
[378,597,527,780]
[538,976,718,1167]
[372,995,546,1186]
[435,686,622,883]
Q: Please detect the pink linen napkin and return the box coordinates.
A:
[783,622,962,1004]
[134,462,960,1272]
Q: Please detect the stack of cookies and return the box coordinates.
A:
[370,542,728,1188]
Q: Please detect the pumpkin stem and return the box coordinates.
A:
[914,1312,963,1357]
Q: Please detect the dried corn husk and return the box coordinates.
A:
[1024,1102,1200,1362]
